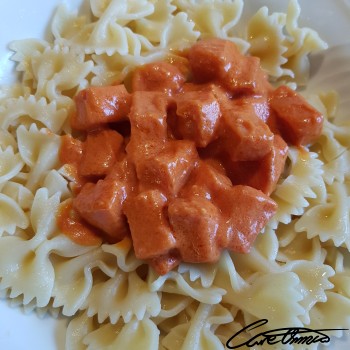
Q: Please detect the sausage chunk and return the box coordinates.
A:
[270,85,323,145]
[73,179,128,240]
[73,85,131,130]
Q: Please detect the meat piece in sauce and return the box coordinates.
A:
[60,135,83,164]
[72,85,131,130]
[79,129,124,178]
[149,250,181,276]
[225,55,268,95]
[188,38,241,82]
[73,178,128,241]
[137,140,199,196]
[132,61,185,95]
[105,157,138,195]
[270,85,323,145]
[219,185,277,253]
[168,196,221,263]
[219,102,274,161]
[175,90,221,147]
[179,161,277,254]
[123,190,177,260]
[180,160,232,203]
[126,91,169,170]
[224,134,288,195]
[188,38,267,95]
[182,82,232,104]
[233,94,271,123]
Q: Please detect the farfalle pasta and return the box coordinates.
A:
[247,6,290,78]
[0,193,29,236]
[268,147,326,229]
[17,124,61,191]
[173,0,246,48]
[295,181,350,248]
[0,1,350,350]
[282,0,328,85]
[0,146,24,185]
[0,95,68,133]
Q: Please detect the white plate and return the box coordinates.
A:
[1,1,350,349]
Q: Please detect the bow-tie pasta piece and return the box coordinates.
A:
[282,0,328,85]
[0,84,31,102]
[52,245,117,316]
[282,260,335,324]
[51,0,155,56]
[101,238,144,273]
[31,46,93,107]
[309,291,350,339]
[158,12,199,50]
[133,0,176,43]
[269,147,326,229]
[173,0,246,50]
[160,303,233,350]
[17,124,61,192]
[82,270,161,324]
[66,311,160,350]
[212,251,249,305]
[177,261,219,289]
[0,146,24,185]
[277,222,324,263]
[0,130,17,150]
[247,6,291,78]
[296,92,350,186]
[232,272,305,329]
[90,0,154,23]
[9,39,49,85]
[30,187,62,241]
[230,244,280,281]
[156,292,192,321]
[42,170,70,200]
[148,268,226,305]
[0,232,55,307]
[51,4,88,45]
[330,271,350,301]
[249,226,279,261]
[0,95,68,133]
[1,181,34,211]
[295,181,350,249]
[314,119,350,185]
[0,187,71,308]
[323,244,348,274]
[91,49,165,86]
[0,193,28,236]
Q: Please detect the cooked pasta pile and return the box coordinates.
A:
[0,1,349,349]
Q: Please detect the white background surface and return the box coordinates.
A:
[1,0,350,349]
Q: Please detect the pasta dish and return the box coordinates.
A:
[0,1,349,349]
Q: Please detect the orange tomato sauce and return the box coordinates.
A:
[57,38,323,274]
[56,200,102,247]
